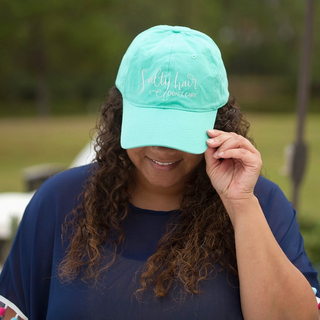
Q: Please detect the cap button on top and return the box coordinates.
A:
[172,27,181,33]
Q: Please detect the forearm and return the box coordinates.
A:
[223,196,319,320]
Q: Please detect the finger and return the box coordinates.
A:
[214,148,262,169]
[206,130,234,149]
[204,146,220,168]
[207,129,225,137]
[207,130,236,150]
[207,132,257,155]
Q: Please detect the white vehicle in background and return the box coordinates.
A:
[0,141,96,267]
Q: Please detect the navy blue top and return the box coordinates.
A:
[0,164,319,319]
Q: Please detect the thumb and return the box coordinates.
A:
[204,146,219,173]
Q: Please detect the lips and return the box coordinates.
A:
[147,157,180,170]
[151,159,178,166]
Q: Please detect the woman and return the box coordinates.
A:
[0,25,319,320]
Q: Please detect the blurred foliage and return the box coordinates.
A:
[299,216,320,264]
[0,0,319,116]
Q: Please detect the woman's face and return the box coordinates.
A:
[126,146,203,191]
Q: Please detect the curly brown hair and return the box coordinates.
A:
[59,86,252,298]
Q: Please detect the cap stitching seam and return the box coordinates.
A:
[165,32,178,106]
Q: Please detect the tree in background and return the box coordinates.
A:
[0,0,318,116]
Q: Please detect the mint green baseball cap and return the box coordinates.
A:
[116,25,229,154]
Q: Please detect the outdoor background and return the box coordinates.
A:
[1,0,320,272]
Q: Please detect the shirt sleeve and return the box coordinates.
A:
[0,165,89,320]
[255,176,320,299]
[0,184,58,320]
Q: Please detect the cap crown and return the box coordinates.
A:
[116,25,229,113]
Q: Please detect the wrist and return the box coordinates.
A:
[221,195,261,227]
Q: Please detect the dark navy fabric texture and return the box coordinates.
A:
[0,164,319,319]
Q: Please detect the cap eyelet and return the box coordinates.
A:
[191,54,197,59]
[147,50,152,55]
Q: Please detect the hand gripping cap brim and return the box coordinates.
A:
[116,25,229,154]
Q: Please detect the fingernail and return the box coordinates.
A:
[206,138,214,144]
[213,150,224,158]
[207,129,215,134]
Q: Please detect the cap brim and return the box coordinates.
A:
[120,98,218,154]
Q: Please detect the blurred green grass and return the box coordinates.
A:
[1,113,320,265]
[246,113,320,266]
[1,115,97,192]
[246,113,320,220]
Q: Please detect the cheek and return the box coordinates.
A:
[126,148,144,166]
[187,155,204,171]
[126,151,135,165]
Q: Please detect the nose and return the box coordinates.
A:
[150,146,180,155]
[150,146,176,152]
